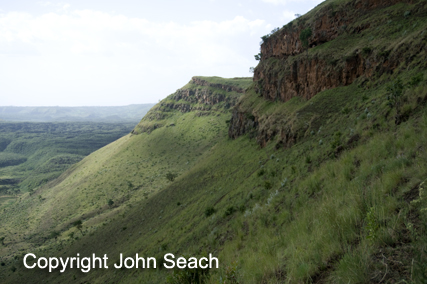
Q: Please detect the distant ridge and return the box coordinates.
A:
[0,104,155,123]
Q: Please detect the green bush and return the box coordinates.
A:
[166,172,178,182]
[224,206,235,217]
[205,206,216,217]
[299,28,312,49]
[264,181,272,190]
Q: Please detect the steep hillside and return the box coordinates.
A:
[0,76,252,283]
[1,0,427,283]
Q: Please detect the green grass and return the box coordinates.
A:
[1,73,426,283]
[1,1,427,283]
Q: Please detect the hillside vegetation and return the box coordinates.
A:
[1,0,427,283]
[0,122,135,200]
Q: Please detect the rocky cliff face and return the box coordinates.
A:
[254,0,414,102]
[134,76,251,134]
[229,0,425,147]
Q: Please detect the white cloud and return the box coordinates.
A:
[0,9,267,105]
[281,10,296,23]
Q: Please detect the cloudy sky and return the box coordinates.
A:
[0,0,323,106]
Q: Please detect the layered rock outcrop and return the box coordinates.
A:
[255,0,415,102]
[158,77,245,114]
[229,0,424,147]
[134,77,250,134]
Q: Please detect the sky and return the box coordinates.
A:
[0,0,324,106]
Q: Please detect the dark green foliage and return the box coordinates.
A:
[205,206,216,217]
[0,137,11,151]
[299,28,312,49]
[254,53,262,61]
[264,181,272,190]
[0,153,27,168]
[239,204,246,213]
[341,107,351,114]
[378,49,391,59]
[108,199,114,207]
[0,236,5,246]
[166,172,178,182]
[127,181,134,189]
[257,169,265,177]
[261,35,269,43]
[224,206,236,217]
[362,47,372,56]
[73,220,83,234]
[49,231,60,239]
[409,73,423,87]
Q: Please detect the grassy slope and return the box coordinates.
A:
[1,1,427,283]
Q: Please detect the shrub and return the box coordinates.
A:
[205,206,216,217]
[224,206,236,217]
[49,231,60,239]
[264,181,272,190]
[341,107,351,114]
[408,73,423,87]
[299,28,312,50]
[362,47,372,56]
[166,172,177,182]
[238,204,246,213]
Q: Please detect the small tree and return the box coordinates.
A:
[49,231,60,240]
[299,28,312,58]
[108,199,114,207]
[73,220,84,235]
[166,172,177,182]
